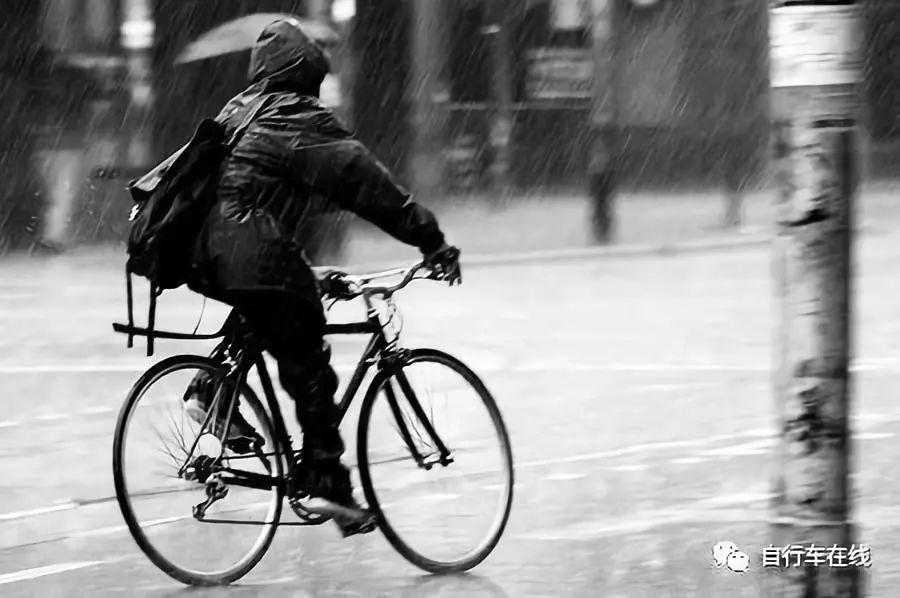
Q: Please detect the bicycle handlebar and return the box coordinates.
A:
[313,260,434,300]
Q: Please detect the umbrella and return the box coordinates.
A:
[175,13,340,64]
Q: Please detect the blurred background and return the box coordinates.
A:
[4,0,885,263]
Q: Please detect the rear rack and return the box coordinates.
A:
[112,322,227,341]
[111,321,378,341]
[112,320,381,357]
[115,265,384,357]
[112,322,228,357]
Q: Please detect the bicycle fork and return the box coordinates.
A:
[381,367,454,471]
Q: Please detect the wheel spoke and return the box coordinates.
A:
[113,356,285,586]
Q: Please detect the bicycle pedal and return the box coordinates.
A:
[336,514,378,538]
[288,495,332,524]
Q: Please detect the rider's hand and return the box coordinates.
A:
[318,270,355,299]
[424,243,462,286]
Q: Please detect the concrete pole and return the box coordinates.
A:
[409,0,449,195]
[766,1,864,595]
[483,0,515,191]
[588,0,618,243]
[308,0,348,123]
[305,0,331,22]
[74,0,127,244]
[34,0,86,251]
[329,0,357,130]
[120,0,156,174]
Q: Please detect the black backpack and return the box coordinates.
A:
[126,117,226,291]
[120,101,264,355]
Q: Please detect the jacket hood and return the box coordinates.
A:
[248,18,330,96]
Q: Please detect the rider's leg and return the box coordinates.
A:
[237,293,376,536]
[183,312,262,452]
[239,294,344,461]
[278,341,344,462]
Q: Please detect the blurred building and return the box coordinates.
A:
[0,2,45,253]
[353,0,770,195]
[0,0,131,252]
[1,0,899,254]
[866,1,900,177]
[0,0,345,256]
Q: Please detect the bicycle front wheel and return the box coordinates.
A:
[112,355,284,586]
[357,348,514,574]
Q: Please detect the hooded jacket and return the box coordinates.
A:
[191,18,445,297]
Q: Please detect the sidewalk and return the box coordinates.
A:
[336,180,900,267]
[3,180,900,272]
[337,187,774,267]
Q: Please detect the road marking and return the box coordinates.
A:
[856,432,896,440]
[5,360,900,375]
[80,406,115,415]
[513,361,900,374]
[237,577,300,587]
[668,457,707,465]
[520,491,774,541]
[0,363,359,375]
[77,515,188,540]
[697,438,774,457]
[483,483,517,492]
[630,383,711,392]
[743,428,774,437]
[134,576,298,593]
[34,414,66,422]
[701,491,775,507]
[418,493,462,503]
[1,416,896,532]
[0,561,105,586]
[608,464,651,472]
[544,472,585,481]
[0,364,150,374]
[74,524,128,538]
[516,433,753,469]
[522,492,900,542]
[0,421,20,429]
[0,503,78,522]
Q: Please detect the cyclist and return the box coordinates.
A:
[182,18,461,537]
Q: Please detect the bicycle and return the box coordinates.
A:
[111,260,515,587]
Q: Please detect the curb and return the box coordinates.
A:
[345,234,773,273]
[347,221,884,272]
[462,234,773,267]
[1,233,776,275]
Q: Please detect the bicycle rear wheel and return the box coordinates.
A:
[357,348,514,573]
[112,355,284,586]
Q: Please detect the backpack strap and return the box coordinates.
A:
[121,264,162,357]
[125,266,135,350]
[146,283,160,357]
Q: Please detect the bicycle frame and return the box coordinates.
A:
[212,292,452,496]
[249,316,383,465]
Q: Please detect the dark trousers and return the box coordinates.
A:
[221,290,345,462]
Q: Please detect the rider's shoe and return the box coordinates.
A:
[291,460,378,538]
[183,375,264,455]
